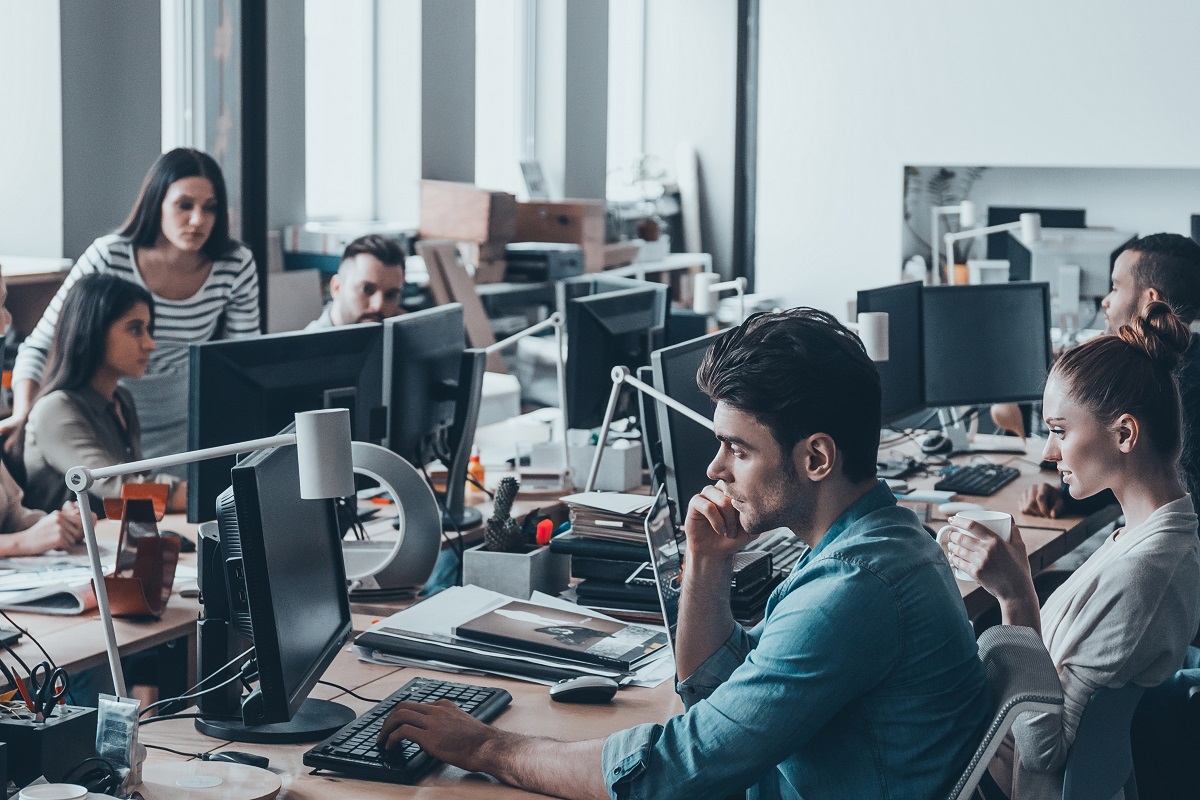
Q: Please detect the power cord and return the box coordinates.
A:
[61,756,121,796]
[138,646,254,718]
[0,608,57,671]
[317,680,382,704]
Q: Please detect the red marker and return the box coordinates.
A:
[536,519,553,547]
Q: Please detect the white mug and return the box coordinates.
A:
[936,509,1012,582]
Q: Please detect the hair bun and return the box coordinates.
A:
[1118,300,1192,371]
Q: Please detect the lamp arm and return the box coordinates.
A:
[68,433,297,491]
[943,220,1023,281]
[74,487,127,698]
[583,367,715,493]
[484,312,564,355]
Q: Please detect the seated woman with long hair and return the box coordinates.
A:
[19,273,185,513]
[943,301,1200,799]
[0,262,83,554]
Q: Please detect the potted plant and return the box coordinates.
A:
[461,477,570,600]
[903,165,988,283]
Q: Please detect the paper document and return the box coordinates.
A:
[560,492,655,516]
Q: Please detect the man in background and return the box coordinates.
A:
[307,234,407,329]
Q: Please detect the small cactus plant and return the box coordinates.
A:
[484,477,524,552]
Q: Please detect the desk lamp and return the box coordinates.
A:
[64,408,354,698]
[931,200,978,284]
[484,311,573,490]
[583,312,889,492]
[693,273,748,323]
[943,213,1042,285]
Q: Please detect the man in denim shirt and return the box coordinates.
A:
[379,308,990,799]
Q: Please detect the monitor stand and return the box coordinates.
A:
[195,698,356,745]
[441,500,482,531]
[938,409,1027,457]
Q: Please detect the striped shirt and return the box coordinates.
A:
[13,234,261,382]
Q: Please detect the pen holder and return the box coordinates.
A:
[103,498,180,619]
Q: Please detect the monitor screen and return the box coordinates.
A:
[986,206,1086,262]
[383,304,466,465]
[857,281,923,424]
[651,331,723,521]
[922,282,1052,406]
[216,441,352,725]
[566,286,668,429]
[187,325,385,522]
[636,365,665,490]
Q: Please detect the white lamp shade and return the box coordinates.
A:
[1019,212,1042,244]
[958,200,978,228]
[856,311,889,362]
[294,408,355,499]
[693,272,719,315]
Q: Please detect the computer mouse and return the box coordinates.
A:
[919,433,953,455]
[548,675,620,704]
[937,502,988,516]
[207,751,270,769]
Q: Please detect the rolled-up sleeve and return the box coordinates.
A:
[600,561,900,800]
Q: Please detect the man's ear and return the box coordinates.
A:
[1142,286,1161,309]
[798,433,837,482]
[329,273,341,298]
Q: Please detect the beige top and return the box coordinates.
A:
[0,461,44,533]
[21,386,150,511]
[992,494,1200,800]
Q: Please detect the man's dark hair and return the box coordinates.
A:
[340,234,407,270]
[1124,233,1200,323]
[697,308,882,482]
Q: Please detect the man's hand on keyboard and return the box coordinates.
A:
[1021,482,1064,518]
[378,699,496,772]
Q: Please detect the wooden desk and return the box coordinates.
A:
[895,435,1121,618]
[1,516,199,692]
[138,614,683,799]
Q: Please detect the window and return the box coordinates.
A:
[475,0,531,196]
[606,0,646,200]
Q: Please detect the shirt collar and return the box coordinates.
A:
[807,480,897,560]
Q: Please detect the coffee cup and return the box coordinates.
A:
[936,509,1012,582]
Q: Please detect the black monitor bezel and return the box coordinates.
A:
[920,281,1052,407]
[856,281,925,425]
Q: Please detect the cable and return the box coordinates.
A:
[139,669,246,718]
[144,743,203,759]
[138,646,253,718]
[0,608,56,671]
[317,680,382,704]
[139,711,235,726]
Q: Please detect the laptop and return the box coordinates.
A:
[643,485,683,660]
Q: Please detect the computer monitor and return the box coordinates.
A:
[566,285,668,430]
[1007,228,1135,303]
[383,304,465,466]
[187,324,386,522]
[651,331,724,523]
[556,274,652,313]
[921,282,1052,407]
[856,281,923,424]
[986,206,1086,262]
[195,437,355,743]
[636,365,665,490]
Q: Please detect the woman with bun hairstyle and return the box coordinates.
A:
[2,148,259,466]
[944,301,1200,799]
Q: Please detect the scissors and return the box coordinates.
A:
[28,662,68,720]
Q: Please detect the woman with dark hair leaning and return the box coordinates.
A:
[942,301,1200,799]
[1,148,260,466]
[19,274,185,513]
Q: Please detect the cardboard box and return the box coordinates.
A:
[420,180,518,244]
[516,200,606,273]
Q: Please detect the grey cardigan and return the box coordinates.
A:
[21,386,148,512]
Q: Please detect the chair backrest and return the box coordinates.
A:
[947,625,1065,800]
[1059,683,1144,800]
[0,431,27,489]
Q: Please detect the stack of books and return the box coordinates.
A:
[552,492,778,623]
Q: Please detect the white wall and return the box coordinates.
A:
[0,1,62,257]
[757,0,1200,316]
[643,0,737,277]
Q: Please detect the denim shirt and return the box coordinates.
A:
[601,482,989,800]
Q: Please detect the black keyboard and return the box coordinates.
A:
[303,677,512,783]
[743,530,809,578]
[934,464,1021,496]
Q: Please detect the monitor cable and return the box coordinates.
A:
[138,646,254,718]
[317,680,382,704]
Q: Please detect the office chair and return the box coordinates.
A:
[1054,683,1145,800]
[0,431,27,488]
[945,625,1064,800]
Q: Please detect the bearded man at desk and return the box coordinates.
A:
[378,308,989,799]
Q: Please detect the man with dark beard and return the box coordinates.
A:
[376,309,989,800]
[306,234,407,329]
